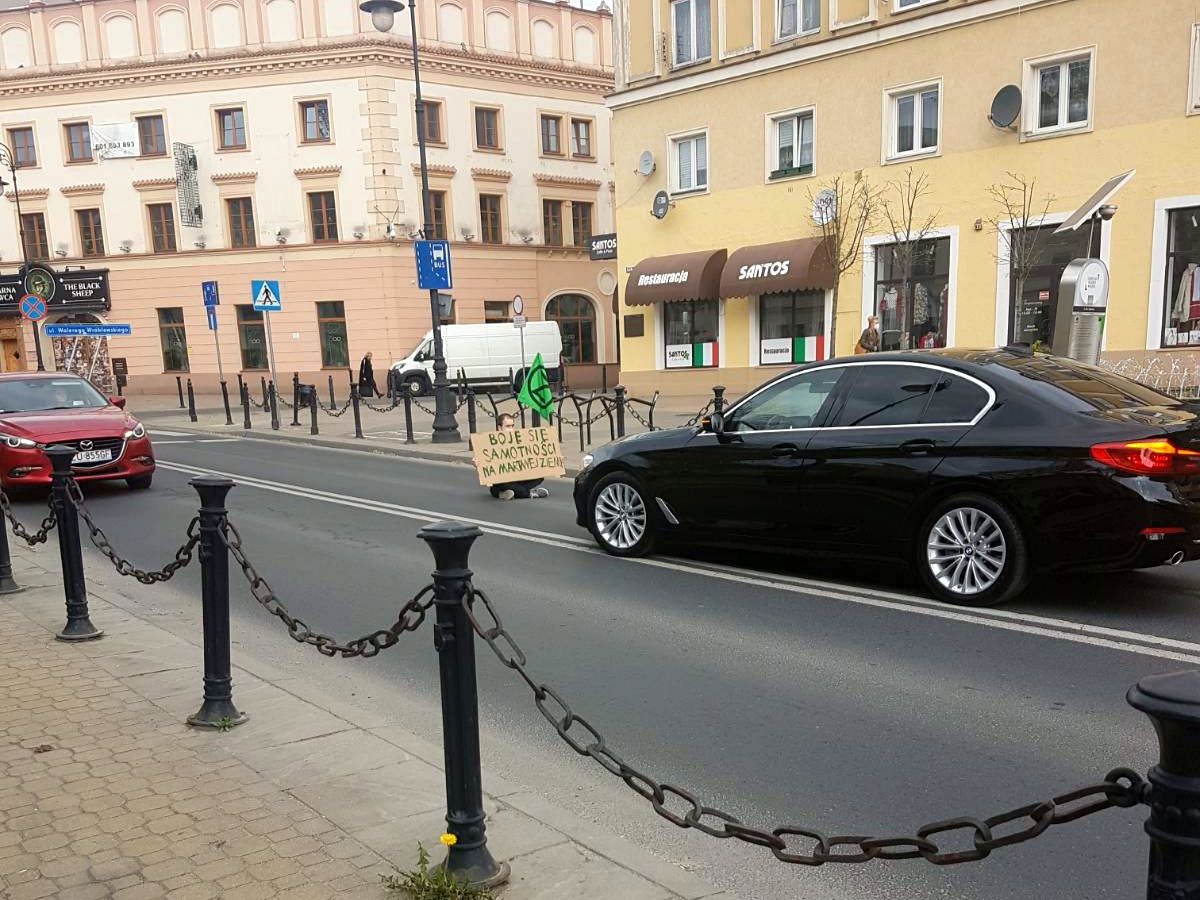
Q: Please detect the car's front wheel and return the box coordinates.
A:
[588,473,655,558]
[917,493,1028,607]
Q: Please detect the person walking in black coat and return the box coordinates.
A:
[358,352,380,398]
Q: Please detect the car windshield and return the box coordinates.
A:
[1000,355,1180,411]
[0,378,110,414]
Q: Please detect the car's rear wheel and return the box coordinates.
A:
[917,493,1028,607]
[127,474,153,490]
[588,473,655,558]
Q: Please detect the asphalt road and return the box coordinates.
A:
[20,430,1200,900]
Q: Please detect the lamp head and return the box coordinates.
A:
[359,0,404,32]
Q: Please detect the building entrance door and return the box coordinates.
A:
[0,324,26,372]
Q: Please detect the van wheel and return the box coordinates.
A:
[404,374,431,397]
[917,493,1028,607]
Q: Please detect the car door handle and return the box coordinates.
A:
[900,439,937,456]
[769,443,804,458]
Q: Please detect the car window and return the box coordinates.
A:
[999,355,1179,410]
[921,373,990,424]
[0,378,109,413]
[728,368,846,432]
[832,365,939,427]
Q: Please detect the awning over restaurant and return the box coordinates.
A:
[718,237,835,298]
[624,248,728,306]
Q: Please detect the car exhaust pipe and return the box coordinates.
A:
[1168,550,1186,566]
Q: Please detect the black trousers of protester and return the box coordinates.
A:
[489,478,544,499]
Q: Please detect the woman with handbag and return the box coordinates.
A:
[856,315,881,355]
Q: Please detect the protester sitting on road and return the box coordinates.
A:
[490,413,549,501]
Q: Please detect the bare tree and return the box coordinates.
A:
[879,168,941,346]
[809,171,880,355]
[986,172,1056,346]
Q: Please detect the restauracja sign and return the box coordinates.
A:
[638,270,689,286]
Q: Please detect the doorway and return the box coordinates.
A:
[0,323,26,372]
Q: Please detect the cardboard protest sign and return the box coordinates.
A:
[470,426,566,486]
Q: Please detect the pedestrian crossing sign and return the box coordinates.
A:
[251,279,282,312]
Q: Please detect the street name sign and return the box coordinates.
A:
[415,240,453,290]
[251,279,282,312]
[44,323,132,337]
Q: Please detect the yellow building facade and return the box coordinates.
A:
[609,0,1200,395]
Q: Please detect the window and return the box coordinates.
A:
[770,110,814,178]
[19,213,48,260]
[484,301,509,323]
[157,307,189,372]
[571,201,593,248]
[237,305,268,369]
[894,0,941,9]
[427,190,447,240]
[671,132,708,194]
[922,373,989,424]
[299,99,330,143]
[8,127,35,168]
[147,202,177,253]
[64,122,91,162]
[479,194,502,244]
[216,107,246,150]
[76,208,105,257]
[540,114,562,155]
[1162,206,1200,347]
[420,100,443,144]
[664,299,719,368]
[227,197,256,248]
[316,301,348,368]
[729,367,846,432]
[308,191,338,243]
[137,115,166,156]
[1007,224,1099,348]
[546,294,596,364]
[570,118,593,158]
[1032,54,1092,133]
[832,364,941,427]
[542,199,563,246]
[759,291,825,364]
[777,0,819,38]
[671,0,710,67]
[873,236,951,350]
[887,84,939,159]
[474,107,500,150]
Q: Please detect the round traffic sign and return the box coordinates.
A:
[19,294,46,321]
[512,294,524,315]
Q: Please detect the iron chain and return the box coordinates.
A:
[463,584,1146,866]
[67,481,199,583]
[1,490,57,546]
[625,405,659,432]
[684,399,715,428]
[320,400,354,418]
[220,520,434,657]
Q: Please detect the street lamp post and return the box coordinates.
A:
[361,0,460,443]
[0,141,46,372]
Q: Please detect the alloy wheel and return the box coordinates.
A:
[926,507,1007,596]
[593,482,647,551]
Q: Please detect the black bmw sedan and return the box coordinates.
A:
[574,348,1200,607]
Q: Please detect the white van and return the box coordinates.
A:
[391,321,563,396]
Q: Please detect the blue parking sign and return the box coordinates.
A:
[202,281,220,307]
[415,240,453,291]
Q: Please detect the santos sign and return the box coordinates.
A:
[738,260,791,280]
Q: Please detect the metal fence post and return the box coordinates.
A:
[614,385,627,438]
[532,410,541,427]
[186,378,198,423]
[268,381,280,431]
[403,391,416,444]
[220,380,234,426]
[241,383,252,430]
[351,384,364,439]
[466,386,477,435]
[328,374,336,411]
[1128,670,1200,898]
[713,385,726,415]
[186,477,248,729]
[291,372,301,427]
[309,390,319,436]
[176,375,185,409]
[46,446,101,641]
[237,373,245,406]
[418,522,509,889]
[0,505,22,594]
[261,376,269,411]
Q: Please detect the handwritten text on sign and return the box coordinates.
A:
[470,427,566,486]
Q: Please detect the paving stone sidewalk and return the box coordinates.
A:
[0,544,731,900]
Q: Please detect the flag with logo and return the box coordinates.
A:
[517,352,555,419]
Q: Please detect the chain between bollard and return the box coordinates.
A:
[1,490,57,545]
[319,399,354,418]
[461,583,1146,866]
[626,405,659,432]
[220,520,435,657]
[684,399,715,428]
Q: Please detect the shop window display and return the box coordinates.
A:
[664,299,719,368]
[872,237,950,351]
[1162,206,1200,347]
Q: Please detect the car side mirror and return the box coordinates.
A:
[701,412,725,434]
[109,396,126,409]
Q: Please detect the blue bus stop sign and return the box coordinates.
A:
[415,240,453,291]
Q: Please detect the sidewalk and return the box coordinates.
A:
[0,543,730,900]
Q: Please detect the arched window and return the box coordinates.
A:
[1,27,33,68]
[265,0,298,42]
[157,9,188,53]
[103,14,138,58]
[437,2,463,43]
[531,18,555,58]
[484,9,512,51]
[546,294,596,364]
[51,19,83,64]
[572,25,595,64]
[208,3,243,49]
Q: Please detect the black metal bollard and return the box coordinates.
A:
[261,376,269,410]
[186,379,197,423]
[328,374,336,411]
[220,380,234,426]
[309,390,319,436]
[268,381,280,431]
[614,385,627,438]
[351,384,364,439]
[418,522,510,889]
[186,477,248,729]
[1128,670,1200,898]
[291,373,301,427]
[713,385,726,415]
[0,502,22,594]
[176,375,185,408]
[46,447,101,641]
[241,383,252,430]
[403,391,415,445]
[466,387,477,435]
[237,373,245,405]
[532,410,541,427]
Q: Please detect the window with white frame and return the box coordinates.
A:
[671,132,708,194]
[886,83,939,160]
[1192,25,1200,112]
[777,0,819,38]
[671,0,710,67]
[894,0,941,9]
[769,109,813,179]
[1027,51,1093,134]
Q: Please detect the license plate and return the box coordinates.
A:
[72,449,112,464]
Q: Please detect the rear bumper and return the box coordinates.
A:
[0,438,155,488]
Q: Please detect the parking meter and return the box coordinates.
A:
[1051,258,1110,365]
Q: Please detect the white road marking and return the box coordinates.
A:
[148,429,193,437]
[154,459,1200,667]
[153,438,242,445]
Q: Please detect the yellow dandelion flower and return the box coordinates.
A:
[440,832,458,847]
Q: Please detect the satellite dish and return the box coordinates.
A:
[651,190,671,220]
[811,188,837,226]
[637,150,656,177]
[988,85,1022,130]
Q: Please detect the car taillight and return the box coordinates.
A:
[1090,439,1200,476]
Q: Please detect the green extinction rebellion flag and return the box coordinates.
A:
[517,352,555,419]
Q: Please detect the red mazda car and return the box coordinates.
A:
[0,373,154,490]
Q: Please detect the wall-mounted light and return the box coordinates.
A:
[974,218,984,232]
